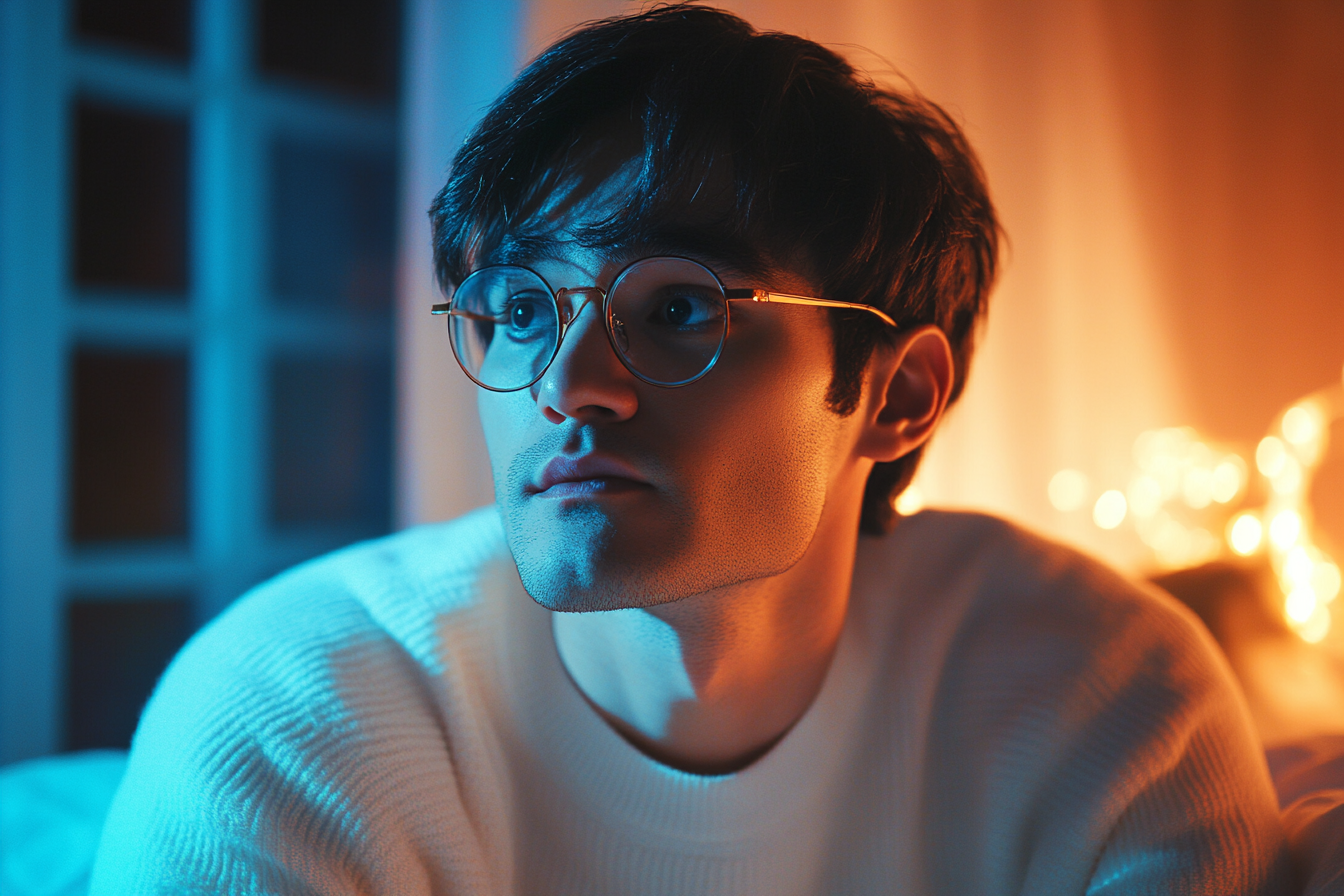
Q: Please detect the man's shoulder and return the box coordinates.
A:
[146,505,513,737]
[119,506,512,803]
[95,507,515,890]
[210,504,508,653]
[265,503,508,610]
[867,508,1222,678]
[861,523,1282,894]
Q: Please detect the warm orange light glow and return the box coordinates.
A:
[894,485,925,516]
[1286,585,1317,624]
[1282,405,1319,446]
[1131,430,1163,472]
[1284,546,1315,588]
[1040,378,1338,643]
[1047,469,1090,512]
[1189,528,1219,565]
[1151,517,1192,566]
[1269,510,1303,551]
[1093,490,1127,529]
[1127,475,1162,518]
[1314,560,1341,604]
[1210,458,1244,504]
[1133,428,1197,502]
[1181,467,1213,509]
[1227,513,1263,556]
[1297,605,1332,644]
[1256,436,1287,478]
[1258,386,1343,642]
[1271,457,1303,496]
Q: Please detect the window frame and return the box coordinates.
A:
[0,0,401,762]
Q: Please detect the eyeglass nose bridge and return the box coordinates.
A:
[539,286,614,384]
[554,285,606,327]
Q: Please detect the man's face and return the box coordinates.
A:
[476,169,862,613]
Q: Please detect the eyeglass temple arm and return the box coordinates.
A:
[723,289,898,328]
[431,304,498,323]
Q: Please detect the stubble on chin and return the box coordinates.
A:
[503,499,687,613]
[505,501,613,611]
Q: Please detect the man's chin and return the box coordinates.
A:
[503,503,673,610]
[524,585,630,614]
[512,545,782,613]
[514,556,676,613]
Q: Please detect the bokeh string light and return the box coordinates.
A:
[894,485,925,517]
[1255,380,1342,643]
[1048,363,1344,642]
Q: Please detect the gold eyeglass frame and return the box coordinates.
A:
[432,255,899,391]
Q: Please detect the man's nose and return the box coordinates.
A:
[533,295,639,425]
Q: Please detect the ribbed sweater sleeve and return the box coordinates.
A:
[88,519,511,895]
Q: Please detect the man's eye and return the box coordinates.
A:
[650,290,722,328]
[503,296,546,329]
[511,301,536,328]
[662,296,695,326]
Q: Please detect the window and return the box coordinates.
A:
[0,0,401,760]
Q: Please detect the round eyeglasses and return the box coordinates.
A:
[432,256,898,392]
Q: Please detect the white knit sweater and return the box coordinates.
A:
[90,508,1291,894]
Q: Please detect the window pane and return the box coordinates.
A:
[268,356,391,528]
[64,595,192,750]
[72,99,189,294]
[73,0,192,61]
[69,349,189,543]
[256,0,400,99]
[269,137,396,310]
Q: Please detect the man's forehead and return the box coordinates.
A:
[481,224,777,285]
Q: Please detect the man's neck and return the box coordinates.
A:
[551,493,862,776]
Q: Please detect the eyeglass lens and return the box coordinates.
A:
[448,257,729,390]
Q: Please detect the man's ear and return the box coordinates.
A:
[855,325,955,463]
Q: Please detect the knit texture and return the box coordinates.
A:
[90,508,1292,895]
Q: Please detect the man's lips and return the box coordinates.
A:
[527,455,653,497]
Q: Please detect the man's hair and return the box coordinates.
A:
[429,4,1000,535]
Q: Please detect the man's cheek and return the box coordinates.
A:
[478,394,528,503]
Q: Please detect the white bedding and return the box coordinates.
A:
[0,750,127,896]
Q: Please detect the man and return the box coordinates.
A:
[92,6,1291,894]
